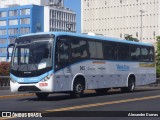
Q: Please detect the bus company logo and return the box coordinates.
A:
[2,112,11,118]
[116,64,130,71]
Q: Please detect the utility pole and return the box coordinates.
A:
[140,10,146,42]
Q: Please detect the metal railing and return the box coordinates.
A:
[0,76,10,87]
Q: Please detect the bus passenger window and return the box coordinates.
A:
[55,38,70,70]
[130,46,141,61]
[148,48,154,61]
[141,47,149,62]
[88,41,103,59]
[104,42,117,60]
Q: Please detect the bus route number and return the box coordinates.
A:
[80,66,85,71]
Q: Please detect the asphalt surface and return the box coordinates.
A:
[0,86,160,120]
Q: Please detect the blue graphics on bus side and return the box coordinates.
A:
[116,64,130,71]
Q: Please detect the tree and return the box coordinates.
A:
[124,34,139,42]
[156,36,160,77]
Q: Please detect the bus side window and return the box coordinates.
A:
[55,38,70,70]
[104,42,117,60]
[149,48,154,61]
[130,46,141,61]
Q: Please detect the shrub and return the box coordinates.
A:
[0,62,10,86]
[0,62,10,76]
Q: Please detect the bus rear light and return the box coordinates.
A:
[39,83,48,87]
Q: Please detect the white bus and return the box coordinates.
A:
[7,32,156,99]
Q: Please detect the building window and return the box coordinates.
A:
[136,32,138,37]
[0,20,6,26]
[9,19,18,25]
[20,9,30,15]
[87,3,89,7]
[0,48,7,54]
[0,11,6,17]
[20,18,30,24]
[0,38,6,44]
[105,1,107,5]
[8,28,18,35]
[9,10,18,17]
[20,27,30,34]
[0,29,6,35]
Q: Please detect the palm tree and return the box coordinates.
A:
[124,34,139,42]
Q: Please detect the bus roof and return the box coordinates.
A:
[19,32,153,47]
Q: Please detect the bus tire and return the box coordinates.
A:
[70,79,85,98]
[95,88,109,94]
[36,93,49,100]
[121,77,135,93]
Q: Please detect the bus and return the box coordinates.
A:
[7,32,156,99]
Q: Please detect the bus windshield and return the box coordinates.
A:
[11,36,53,77]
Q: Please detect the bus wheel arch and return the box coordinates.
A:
[121,74,136,93]
[70,75,86,98]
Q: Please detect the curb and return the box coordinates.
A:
[0,93,35,99]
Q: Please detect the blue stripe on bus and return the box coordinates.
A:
[10,70,53,83]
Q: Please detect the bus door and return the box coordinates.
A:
[54,37,72,91]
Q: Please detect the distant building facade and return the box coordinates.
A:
[0,0,64,8]
[44,6,76,32]
[0,0,76,61]
[81,0,159,44]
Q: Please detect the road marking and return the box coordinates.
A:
[0,93,35,99]
[1,95,160,119]
[43,95,160,112]
[0,90,94,100]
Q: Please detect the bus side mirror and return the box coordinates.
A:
[7,44,14,60]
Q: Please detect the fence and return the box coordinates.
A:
[0,76,10,87]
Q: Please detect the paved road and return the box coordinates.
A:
[0,86,160,120]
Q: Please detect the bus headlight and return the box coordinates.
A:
[10,78,17,83]
[41,74,52,82]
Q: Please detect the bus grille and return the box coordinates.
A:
[18,86,41,92]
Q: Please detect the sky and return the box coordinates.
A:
[64,0,81,33]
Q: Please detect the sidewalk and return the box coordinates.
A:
[0,87,35,97]
[0,84,160,99]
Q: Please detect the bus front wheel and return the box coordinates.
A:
[36,93,49,100]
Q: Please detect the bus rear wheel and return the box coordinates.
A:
[121,77,135,93]
[95,88,109,94]
[70,79,85,98]
[36,93,49,100]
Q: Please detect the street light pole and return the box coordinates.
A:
[140,10,146,42]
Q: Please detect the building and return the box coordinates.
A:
[0,5,44,61]
[44,6,76,32]
[81,0,159,44]
[0,0,76,62]
[0,0,64,8]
